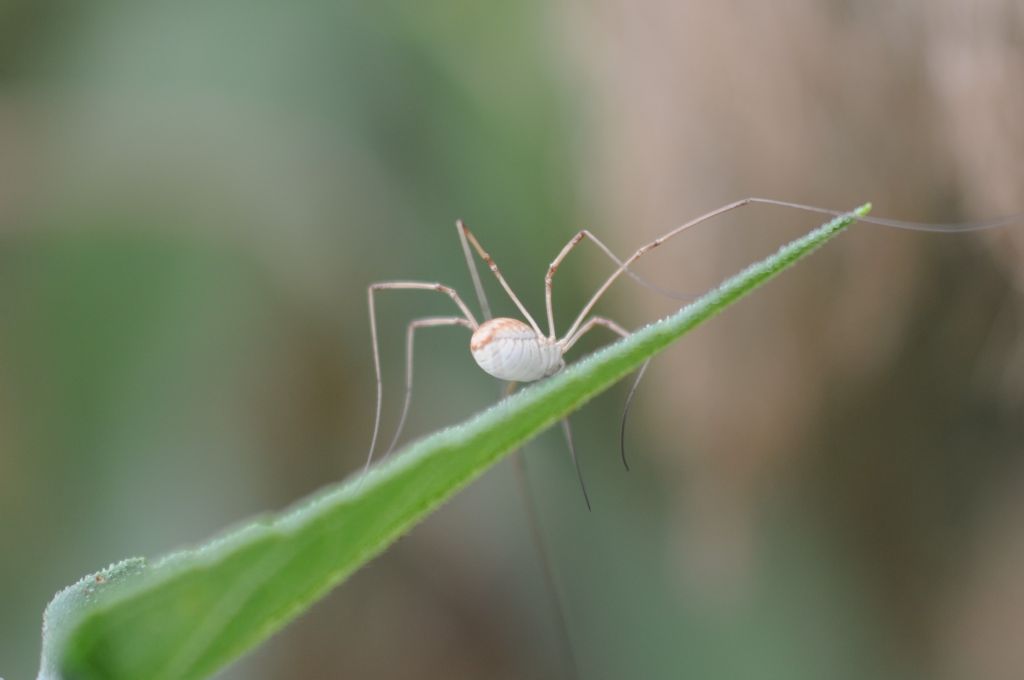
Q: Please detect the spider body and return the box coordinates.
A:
[470,317,565,382]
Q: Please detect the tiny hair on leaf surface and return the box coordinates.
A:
[50,205,870,680]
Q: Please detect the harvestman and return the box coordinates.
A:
[363,197,1019,504]
[361,197,1018,680]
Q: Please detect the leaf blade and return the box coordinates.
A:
[57,204,870,680]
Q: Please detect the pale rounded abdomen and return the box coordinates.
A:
[470,318,564,382]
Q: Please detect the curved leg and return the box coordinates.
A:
[618,360,650,471]
[560,199,755,341]
[544,230,691,340]
[365,282,478,476]
[384,316,474,458]
[561,417,590,512]
[559,315,650,471]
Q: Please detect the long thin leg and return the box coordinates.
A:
[742,197,1024,233]
[384,316,475,458]
[618,360,650,471]
[512,452,582,680]
[558,196,998,343]
[544,229,691,340]
[365,282,479,476]
[561,418,591,511]
[456,220,493,321]
[458,221,545,336]
[560,315,651,471]
[561,199,758,341]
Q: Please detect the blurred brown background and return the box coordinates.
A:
[1,1,1022,679]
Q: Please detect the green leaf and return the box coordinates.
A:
[54,204,870,680]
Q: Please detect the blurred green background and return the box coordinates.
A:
[2,1,1023,678]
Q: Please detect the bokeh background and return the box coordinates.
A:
[2,1,1023,678]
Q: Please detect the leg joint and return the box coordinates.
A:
[433,283,456,298]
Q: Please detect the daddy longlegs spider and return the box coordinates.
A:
[364,197,1020,504]
[362,197,1019,680]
